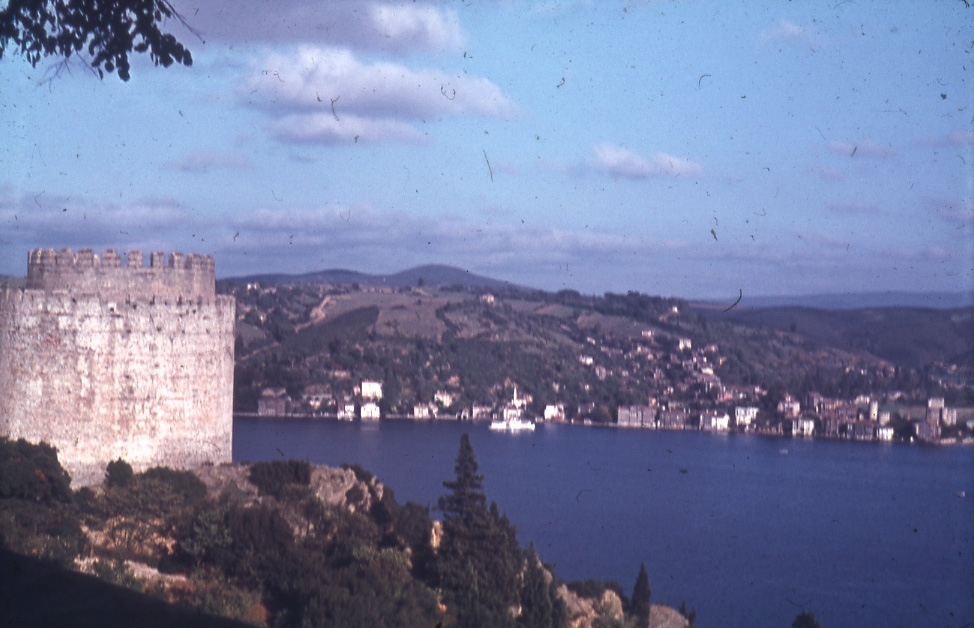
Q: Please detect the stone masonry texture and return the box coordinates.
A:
[0,248,235,486]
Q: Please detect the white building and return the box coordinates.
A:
[778,395,801,419]
[434,390,454,408]
[700,410,730,432]
[361,402,380,421]
[735,406,758,429]
[792,417,815,437]
[544,404,566,422]
[413,404,432,420]
[361,380,383,400]
[338,402,356,421]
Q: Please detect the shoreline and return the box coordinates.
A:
[232,413,973,447]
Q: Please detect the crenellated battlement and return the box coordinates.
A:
[26,248,216,300]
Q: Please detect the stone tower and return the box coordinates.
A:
[0,248,235,485]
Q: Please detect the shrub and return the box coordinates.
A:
[105,458,134,488]
[89,558,143,591]
[247,459,311,499]
[0,438,84,566]
[0,438,73,503]
[140,467,207,502]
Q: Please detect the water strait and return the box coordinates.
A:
[234,417,973,628]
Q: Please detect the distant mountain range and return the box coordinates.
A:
[224,265,972,310]
[224,264,520,291]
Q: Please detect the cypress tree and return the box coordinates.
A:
[631,563,651,628]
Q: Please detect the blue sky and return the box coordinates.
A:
[1,0,971,300]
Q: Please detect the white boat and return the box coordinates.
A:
[489,418,536,432]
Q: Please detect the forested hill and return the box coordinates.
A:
[223,277,972,416]
[703,306,974,368]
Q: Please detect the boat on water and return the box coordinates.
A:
[489,418,536,432]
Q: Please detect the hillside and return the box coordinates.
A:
[704,306,974,368]
[0,438,690,628]
[225,277,972,418]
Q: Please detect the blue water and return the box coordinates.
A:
[233,418,974,628]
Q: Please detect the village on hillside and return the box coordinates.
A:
[234,282,974,446]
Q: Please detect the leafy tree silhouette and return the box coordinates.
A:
[0,0,195,80]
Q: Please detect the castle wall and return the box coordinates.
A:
[0,249,235,486]
[26,248,216,300]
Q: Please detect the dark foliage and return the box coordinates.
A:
[140,466,207,502]
[631,563,651,628]
[0,0,193,80]
[0,438,84,566]
[99,466,210,563]
[106,458,135,488]
[284,306,380,357]
[437,434,526,628]
[0,437,73,502]
[518,545,567,628]
[792,610,825,628]
[247,459,311,499]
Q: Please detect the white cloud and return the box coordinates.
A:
[588,144,703,179]
[182,0,463,52]
[759,19,820,46]
[246,48,512,118]
[165,150,252,173]
[0,189,200,272]
[370,4,462,50]
[826,140,896,159]
[244,47,514,145]
[268,113,426,145]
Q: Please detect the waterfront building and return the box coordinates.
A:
[700,410,730,432]
[792,417,816,438]
[735,406,759,429]
[361,402,380,421]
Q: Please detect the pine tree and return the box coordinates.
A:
[439,433,489,538]
[631,563,651,628]
[437,434,522,628]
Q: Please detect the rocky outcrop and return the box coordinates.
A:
[556,585,689,628]
[557,585,624,628]
[649,604,691,628]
